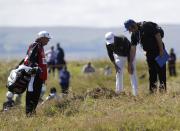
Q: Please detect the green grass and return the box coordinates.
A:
[0,60,180,131]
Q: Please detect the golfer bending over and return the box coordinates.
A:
[105,32,138,96]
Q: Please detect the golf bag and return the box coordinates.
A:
[7,64,40,94]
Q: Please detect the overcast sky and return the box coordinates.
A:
[0,0,179,27]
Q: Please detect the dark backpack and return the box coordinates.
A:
[143,21,164,38]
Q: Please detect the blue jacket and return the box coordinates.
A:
[59,69,70,84]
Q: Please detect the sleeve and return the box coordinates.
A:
[131,33,138,46]
[124,37,131,44]
[106,44,114,62]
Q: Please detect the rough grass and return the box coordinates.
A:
[0,59,180,131]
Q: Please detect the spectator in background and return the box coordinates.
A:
[104,65,112,76]
[56,43,65,71]
[82,62,95,74]
[168,48,177,76]
[45,46,56,77]
[59,66,70,94]
[41,87,60,105]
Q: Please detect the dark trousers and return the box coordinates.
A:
[47,61,55,76]
[26,75,43,115]
[60,83,69,94]
[168,64,176,76]
[147,58,166,93]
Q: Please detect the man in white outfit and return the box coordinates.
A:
[105,32,138,96]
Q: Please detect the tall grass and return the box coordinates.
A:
[0,60,179,131]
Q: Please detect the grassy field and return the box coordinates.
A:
[0,60,180,131]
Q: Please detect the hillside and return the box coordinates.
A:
[0,25,180,60]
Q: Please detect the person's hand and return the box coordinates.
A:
[128,63,134,74]
[159,49,164,57]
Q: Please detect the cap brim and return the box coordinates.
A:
[41,36,52,39]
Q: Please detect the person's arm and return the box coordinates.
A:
[127,34,138,74]
[106,45,115,63]
[155,33,164,56]
[129,45,136,64]
[128,45,136,74]
[106,44,120,72]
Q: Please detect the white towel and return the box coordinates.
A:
[28,76,35,92]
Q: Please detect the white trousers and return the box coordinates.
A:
[114,54,138,96]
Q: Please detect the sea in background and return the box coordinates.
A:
[0,25,180,61]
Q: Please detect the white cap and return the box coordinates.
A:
[37,31,52,39]
[105,32,114,45]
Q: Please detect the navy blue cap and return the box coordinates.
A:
[124,19,136,30]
